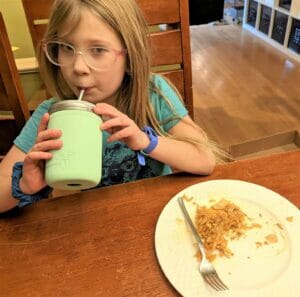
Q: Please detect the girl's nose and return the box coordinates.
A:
[72,52,90,74]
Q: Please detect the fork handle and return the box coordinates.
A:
[178,197,205,247]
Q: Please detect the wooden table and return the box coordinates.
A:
[1,150,299,296]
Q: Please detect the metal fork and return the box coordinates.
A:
[178,197,229,291]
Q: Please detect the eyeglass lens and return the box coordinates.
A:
[45,41,117,70]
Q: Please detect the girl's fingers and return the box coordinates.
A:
[37,113,50,134]
[94,103,121,118]
[107,126,133,142]
[36,113,62,143]
[94,103,146,149]
[36,129,62,143]
[26,151,53,162]
[32,139,63,152]
[101,116,132,130]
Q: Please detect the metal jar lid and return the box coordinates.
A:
[49,100,96,114]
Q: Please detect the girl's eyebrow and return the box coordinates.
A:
[57,37,113,47]
[87,40,115,48]
[87,38,111,44]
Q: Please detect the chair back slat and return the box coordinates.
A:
[32,24,48,48]
[162,70,184,97]
[136,0,180,25]
[22,0,53,50]
[150,30,182,66]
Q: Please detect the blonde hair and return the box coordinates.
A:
[38,0,151,127]
[38,0,227,163]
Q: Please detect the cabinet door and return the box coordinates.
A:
[259,5,272,35]
[271,11,288,45]
[279,0,291,11]
[247,0,258,27]
[288,18,300,53]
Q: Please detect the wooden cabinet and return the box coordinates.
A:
[243,0,300,61]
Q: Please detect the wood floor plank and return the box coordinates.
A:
[191,24,300,147]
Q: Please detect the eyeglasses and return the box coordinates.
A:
[43,41,126,71]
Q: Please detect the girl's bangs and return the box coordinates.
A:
[55,3,82,39]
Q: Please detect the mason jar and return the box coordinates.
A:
[45,100,102,190]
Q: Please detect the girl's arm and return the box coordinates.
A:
[0,114,63,213]
[0,145,26,212]
[149,115,216,175]
[95,103,216,175]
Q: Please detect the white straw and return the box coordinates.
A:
[78,89,85,101]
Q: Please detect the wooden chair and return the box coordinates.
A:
[21,0,53,54]
[0,12,30,159]
[22,0,194,116]
[138,0,194,116]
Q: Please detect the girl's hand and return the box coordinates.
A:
[94,103,149,150]
[20,113,63,194]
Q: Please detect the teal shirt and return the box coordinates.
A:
[14,75,188,186]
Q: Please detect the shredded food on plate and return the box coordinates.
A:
[182,195,294,262]
[186,197,260,262]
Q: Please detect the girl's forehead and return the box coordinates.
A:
[57,7,122,45]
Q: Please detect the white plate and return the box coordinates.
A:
[155,179,300,297]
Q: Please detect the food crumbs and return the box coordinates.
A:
[256,242,263,248]
[194,198,258,261]
[183,196,281,262]
[265,234,278,243]
[250,223,262,229]
[286,216,294,222]
[183,195,193,202]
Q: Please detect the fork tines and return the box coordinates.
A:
[204,272,228,291]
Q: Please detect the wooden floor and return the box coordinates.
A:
[190,24,300,149]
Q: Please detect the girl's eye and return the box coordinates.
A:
[89,47,107,56]
[59,43,74,53]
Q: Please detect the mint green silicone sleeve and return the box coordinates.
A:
[45,110,102,190]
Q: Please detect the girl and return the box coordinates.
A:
[0,0,222,212]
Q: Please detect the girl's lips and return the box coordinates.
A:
[77,87,93,95]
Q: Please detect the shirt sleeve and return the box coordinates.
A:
[14,99,56,153]
[150,74,188,132]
